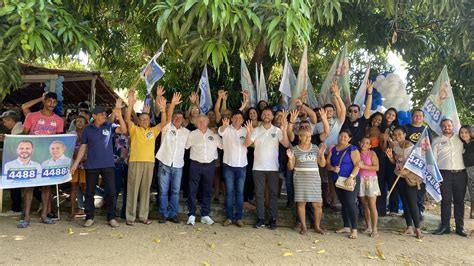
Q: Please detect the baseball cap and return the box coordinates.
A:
[0,110,19,121]
[91,106,106,114]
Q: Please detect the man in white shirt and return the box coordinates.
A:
[432,119,468,237]
[185,114,222,226]
[218,111,247,227]
[245,107,289,230]
[156,93,190,223]
[0,110,24,217]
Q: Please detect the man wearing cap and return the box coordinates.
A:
[71,99,127,228]
[17,92,64,228]
[0,110,24,217]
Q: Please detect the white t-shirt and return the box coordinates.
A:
[186,128,222,163]
[251,125,283,171]
[219,125,248,167]
[156,122,190,168]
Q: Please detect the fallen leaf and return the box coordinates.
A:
[416,239,423,242]
[277,241,283,246]
[108,233,123,239]
[178,232,187,235]
[202,262,210,266]
[153,239,161,244]
[68,228,74,235]
[313,240,320,243]
[209,243,216,249]
[376,245,386,260]
[365,252,377,260]
[196,228,203,232]
[13,235,25,241]
[78,233,89,236]
[282,252,293,257]
[86,227,98,232]
[317,249,326,254]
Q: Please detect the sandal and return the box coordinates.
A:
[140,220,152,225]
[363,228,373,234]
[349,232,358,239]
[41,217,55,224]
[126,221,135,226]
[415,229,424,240]
[17,220,30,228]
[335,227,350,234]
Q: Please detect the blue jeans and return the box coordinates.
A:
[223,164,246,220]
[158,162,183,218]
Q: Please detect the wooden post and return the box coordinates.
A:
[91,76,97,108]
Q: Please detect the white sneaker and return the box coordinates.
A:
[187,215,196,226]
[201,216,214,225]
[0,210,22,217]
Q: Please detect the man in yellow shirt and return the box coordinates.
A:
[124,87,167,225]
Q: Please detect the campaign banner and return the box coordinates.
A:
[421,65,461,136]
[1,134,76,189]
[403,127,443,202]
[140,40,167,94]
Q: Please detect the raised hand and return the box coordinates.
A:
[218,89,226,99]
[241,90,249,100]
[156,96,167,112]
[294,98,303,107]
[318,108,327,121]
[244,120,253,133]
[286,148,294,159]
[142,103,151,114]
[223,91,228,101]
[289,109,299,124]
[300,89,308,100]
[330,80,340,96]
[366,79,374,95]
[280,109,289,128]
[189,91,198,104]
[115,98,124,110]
[385,147,394,159]
[128,90,137,107]
[319,143,326,154]
[156,85,165,99]
[383,128,390,142]
[171,92,182,105]
[222,117,230,127]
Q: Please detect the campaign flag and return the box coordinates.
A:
[421,66,461,135]
[319,43,351,106]
[257,64,268,102]
[278,55,293,109]
[353,63,371,117]
[199,65,212,114]
[255,63,259,99]
[140,40,167,94]
[1,134,76,189]
[403,127,443,202]
[306,76,320,109]
[241,59,256,107]
[291,46,309,109]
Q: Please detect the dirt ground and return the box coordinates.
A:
[0,213,473,265]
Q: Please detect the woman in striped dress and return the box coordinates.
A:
[287,129,327,235]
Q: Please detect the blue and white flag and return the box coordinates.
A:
[422,65,461,136]
[199,65,212,114]
[257,64,268,102]
[278,55,293,109]
[241,59,256,107]
[353,63,371,117]
[403,127,443,202]
[140,40,167,94]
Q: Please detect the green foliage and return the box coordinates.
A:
[0,0,97,99]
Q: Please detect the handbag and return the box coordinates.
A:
[334,148,356,191]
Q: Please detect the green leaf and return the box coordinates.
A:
[184,0,198,12]
[0,5,16,16]
[267,17,280,34]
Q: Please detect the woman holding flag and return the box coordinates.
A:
[386,126,423,239]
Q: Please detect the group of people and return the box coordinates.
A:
[0,79,472,240]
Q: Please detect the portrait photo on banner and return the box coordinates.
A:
[1,134,77,189]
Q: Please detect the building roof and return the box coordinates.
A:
[2,64,119,108]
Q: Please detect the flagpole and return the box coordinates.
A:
[387,175,401,200]
[56,184,60,220]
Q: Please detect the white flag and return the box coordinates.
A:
[278,55,293,109]
[353,63,371,117]
[258,64,268,102]
[199,65,212,114]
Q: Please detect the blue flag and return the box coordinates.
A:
[140,40,167,94]
[403,127,443,202]
[199,65,212,114]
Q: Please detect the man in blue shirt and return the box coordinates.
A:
[71,100,127,228]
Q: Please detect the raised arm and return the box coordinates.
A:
[287,109,299,142]
[186,91,199,119]
[154,85,165,114]
[167,92,182,123]
[318,109,330,142]
[244,120,254,147]
[155,96,167,130]
[287,148,295,171]
[239,91,249,112]
[114,98,127,134]
[279,110,290,148]
[363,80,373,119]
[331,80,346,123]
[318,143,327,167]
[21,92,45,116]
[126,90,137,126]
[296,93,317,124]
[214,90,225,123]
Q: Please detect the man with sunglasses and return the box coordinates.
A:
[341,80,374,146]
